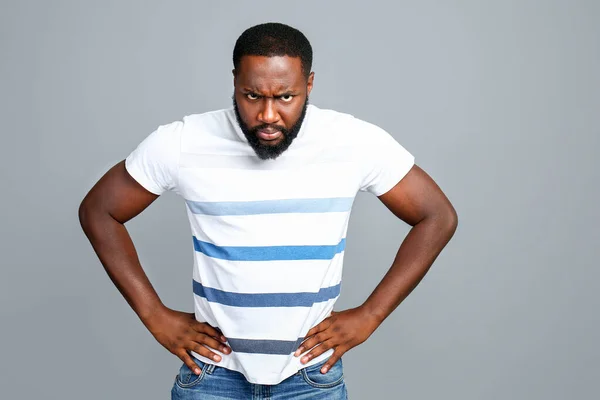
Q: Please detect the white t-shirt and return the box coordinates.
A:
[125,104,415,384]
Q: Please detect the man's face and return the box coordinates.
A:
[233,55,314,160]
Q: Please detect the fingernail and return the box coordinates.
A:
[321,367,328,373]
[221,336,227,342]
[222,346,229,353]
[213,355,221,361]
[301,356,308,363]
[194,368,201,375]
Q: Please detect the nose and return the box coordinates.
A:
[257,98,280,124]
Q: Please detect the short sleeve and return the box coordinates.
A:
[355,118,415,196]
[124,121,183,195]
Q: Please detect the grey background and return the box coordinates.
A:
[1,0,598,399]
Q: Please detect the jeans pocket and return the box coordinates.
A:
[301,357,345,389]
[175,358,209,389]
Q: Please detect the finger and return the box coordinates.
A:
[295,330,333,357]
[195,333,231,354]
[306,315,334,337]
[300,340,334,364]
[179,351,202,375]
[297,330,333,357]
[320,350,344,374]
[193,322,227,343]
[188,342,223,363]
[305,319,329,339]
[295,332,322,356]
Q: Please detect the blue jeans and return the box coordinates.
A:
[171,356,348,399]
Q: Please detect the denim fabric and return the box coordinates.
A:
[171,356,348,399]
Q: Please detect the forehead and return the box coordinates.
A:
[236,55,305,89]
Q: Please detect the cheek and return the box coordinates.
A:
[237,101,256,123]
[279,106,302,127]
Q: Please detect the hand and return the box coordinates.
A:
[294,307,380,374]
[144,307,231,375]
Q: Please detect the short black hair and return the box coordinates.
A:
[233,22,313,78]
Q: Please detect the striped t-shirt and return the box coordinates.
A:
[125,104,415,384]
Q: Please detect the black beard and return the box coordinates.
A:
[233,96,309,160]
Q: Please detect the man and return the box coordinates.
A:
[79,22,457,399]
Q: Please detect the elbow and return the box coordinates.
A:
[78,195,119,236]
[78,196,100,235]
[441,205,458,238]
[425,204,458,238]
[78,199,92,233]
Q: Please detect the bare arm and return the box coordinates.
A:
[362,164,458,323]
[296,164,458,373]
[79,160,230,374]
[78,160,163,322]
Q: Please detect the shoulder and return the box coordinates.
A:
[305,104,355,127]
[307,105,391,145]
[182,108,233,129]
[303,104,357,143]
[134,108,232,152]
[182,107,247,137]
[180,108,242,144]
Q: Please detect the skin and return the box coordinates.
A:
[294,166,458,373]
[78,162,230,375]
[233,55,313,149]
[78,54,458,378]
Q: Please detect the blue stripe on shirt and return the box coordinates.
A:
[193,280,341,307]
[186,197,354,216]
[226,337,306,355]
[193,237,346,261]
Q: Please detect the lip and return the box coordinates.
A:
[257,129,283,141]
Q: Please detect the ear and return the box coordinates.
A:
[306,72,315,96]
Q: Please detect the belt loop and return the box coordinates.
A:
[206,363,217,374]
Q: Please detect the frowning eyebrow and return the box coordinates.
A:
[241,88,298,97]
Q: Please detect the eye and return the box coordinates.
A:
[246,93,260,100]
[279,94,294,103]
